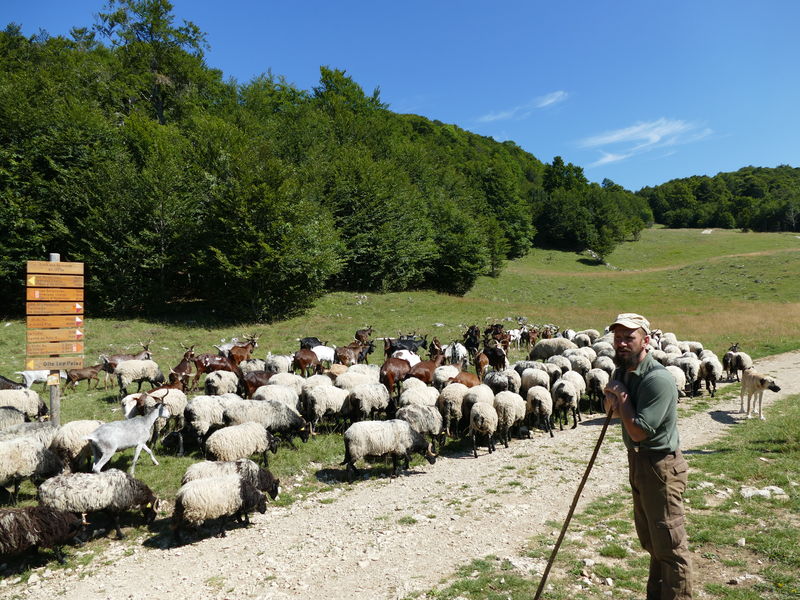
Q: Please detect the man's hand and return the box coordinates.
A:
[603,380,629,416]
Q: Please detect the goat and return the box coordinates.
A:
[299,336,326,350]
[0,374,24,391]
[292,349,321,378]
[190,354,243,391]
[86,404,169,475]
[379,358,412,398]
[354,326,373,344]
[169,343,195,386]
[405,351,445,386]
[228,334,259,366]
[99,339,153,388]
[63,364,105,393]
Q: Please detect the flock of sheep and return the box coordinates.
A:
[0,325,764,565]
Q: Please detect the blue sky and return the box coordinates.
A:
[5,1,799,191]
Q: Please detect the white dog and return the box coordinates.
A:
[740,367,781,420]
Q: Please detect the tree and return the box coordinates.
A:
[94,0,210,124]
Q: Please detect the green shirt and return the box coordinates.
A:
[613,352,680,453]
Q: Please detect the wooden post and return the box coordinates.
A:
[48,253,61,427]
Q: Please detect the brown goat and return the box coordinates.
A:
[64,364,105,392]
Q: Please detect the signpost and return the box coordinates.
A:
[26,255,85,426]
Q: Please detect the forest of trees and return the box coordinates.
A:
[0,1,656,321]
[637,165,800,232]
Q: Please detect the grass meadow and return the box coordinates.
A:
[1,226,799,591]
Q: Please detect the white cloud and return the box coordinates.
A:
[477,90,568,123]
[580,118,712,167]
[535,90,568,108]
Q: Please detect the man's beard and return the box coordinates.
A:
[613,350,639,369]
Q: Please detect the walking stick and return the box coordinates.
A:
[533,409,614,600]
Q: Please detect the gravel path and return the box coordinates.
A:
[6,351,799,600]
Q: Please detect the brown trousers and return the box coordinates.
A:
[628,449,693,600]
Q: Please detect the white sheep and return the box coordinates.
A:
[435,382,469,438]
[551,379,580,430]
[396,385,438,408]
[253,384,301,413]
[649,349,669,366]
[238,358,266,374]
[334,371,374,392]
[223,399,310,446]
[172,474,267,540]
[576,329,600,343]
[501,368,522,394]
[699,355,723,397]
[181,459,280,501]
[591,355,615,377]
[561,370,587,400]
[520,368,550,397]
[469,401,498,458]
[591,341,615,359]
[0,436,62,503]
[572,333,592,348]
[0,389,47,421]
[399,376,427,393]
[184,395,246,447]
[347,363,380,381]
[344,383,393,421]
[493,391,525,447]
[660,332,679,349]
[461,384,494,427]
[303,385,349,433]
[300,374,334,394]
[267,372,305,396]
[49,419,104,472]
[205,422,278,465]
[396,404,444,452]
[586,369,610,413]
[264,353,293,374]
[674,353,701,396]
[204,370,240,395]
[341,419,436,482]
[38,468,158,538]
[432,365,460,390]
[124,389,188,456]
[665,365,687,398]
[529,338,578,360]
[526,385,553,437]
[566,354,591,378]
[0,422,58,446]
[546,355,572,375]
[572,346,597,363]
[114,359,165,399]
[0,407,26,431]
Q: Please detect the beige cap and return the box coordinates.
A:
[609,313,651,335]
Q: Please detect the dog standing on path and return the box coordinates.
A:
[740,367,781,420]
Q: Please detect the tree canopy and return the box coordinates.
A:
[0,2,651,320]
[637,165,800,232]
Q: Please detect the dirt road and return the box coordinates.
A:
[6,351,798,600]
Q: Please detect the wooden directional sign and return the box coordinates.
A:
[26,301,84,315]
[27,315,84,328]
[26,261,84,275]
[27,341,84,356]
[25,356,85,370]
[26,274,84,288]
[27,288,84,301]
[27,329,84,343]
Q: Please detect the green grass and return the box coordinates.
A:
[1,226,799,575]
[424,394,800,600]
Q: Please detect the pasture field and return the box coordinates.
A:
[0,228,799,523]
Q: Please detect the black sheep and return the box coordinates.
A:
[0,506,82,564]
